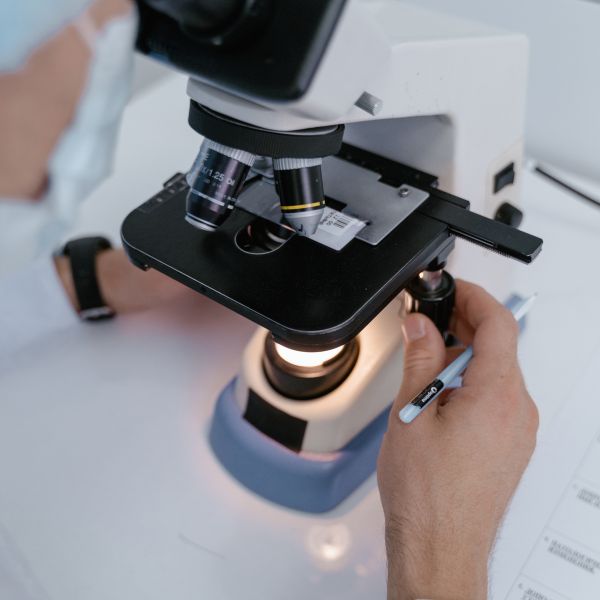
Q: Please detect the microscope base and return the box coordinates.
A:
[209,379,388,514]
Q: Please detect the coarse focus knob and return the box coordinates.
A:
[494,202,524,228]
[405,270,456,338]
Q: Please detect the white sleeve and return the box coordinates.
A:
[0,257,79,362]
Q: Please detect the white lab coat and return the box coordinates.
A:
[0,258,78,364]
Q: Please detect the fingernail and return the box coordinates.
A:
[402,315,426,342]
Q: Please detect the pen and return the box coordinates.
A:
[398,293,537,424]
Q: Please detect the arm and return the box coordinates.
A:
[53,247,194,314]
[377,280,539,600]
[0,248,194,363]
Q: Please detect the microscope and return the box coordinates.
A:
[122,0,543,512]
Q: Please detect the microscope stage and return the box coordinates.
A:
[121,146,540,350]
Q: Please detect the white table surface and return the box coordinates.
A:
[1,74,599,600]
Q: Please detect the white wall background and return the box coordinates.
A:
[411,0,600,181]
[132,53,169,97]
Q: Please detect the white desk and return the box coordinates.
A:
[1,75,599,600]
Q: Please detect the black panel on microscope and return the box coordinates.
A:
[121,145,543,350]
[121,169,455,351]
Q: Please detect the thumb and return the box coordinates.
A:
[393,313,447,415]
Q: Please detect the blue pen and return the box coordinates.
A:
[398,293,537,424]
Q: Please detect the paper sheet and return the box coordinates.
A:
[491,344,600,599]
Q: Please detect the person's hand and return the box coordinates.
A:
[377,280,538,600]
[54,247,196,314]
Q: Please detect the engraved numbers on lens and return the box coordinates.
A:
[185,138,256,232]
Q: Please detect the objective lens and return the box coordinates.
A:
[185,138,255,232]
[273,157,325,236]
[263,336,359,400]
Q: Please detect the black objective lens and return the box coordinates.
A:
[185,138,255,232]
[273,158,325,236]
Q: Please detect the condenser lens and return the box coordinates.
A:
[274,344,344,368]
[263,336,359,400]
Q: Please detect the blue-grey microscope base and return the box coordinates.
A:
[209,379,389,514]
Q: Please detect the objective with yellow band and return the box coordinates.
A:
[273,157,326,236]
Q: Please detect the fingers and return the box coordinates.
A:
[391,280,522,428]
[450,280,520,388]
[449,313,474,348]
[391,313,447,427]
[444,345,466,367]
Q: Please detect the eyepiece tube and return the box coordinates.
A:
[273,157,325,236]
[185,138,256,232]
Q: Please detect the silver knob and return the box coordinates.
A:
[354,91,383,116]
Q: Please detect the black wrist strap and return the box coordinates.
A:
[62,237,115,321]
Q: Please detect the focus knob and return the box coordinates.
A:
[405,270,456,337]
[494,202,524,228]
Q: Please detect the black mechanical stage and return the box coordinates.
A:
[121,145,542,350]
